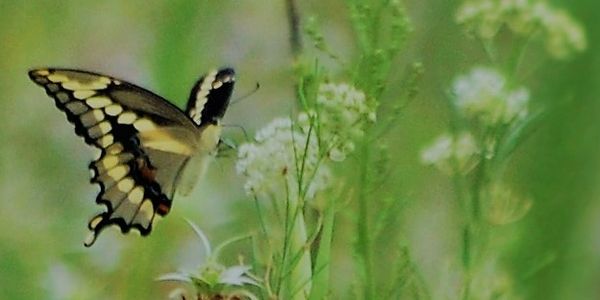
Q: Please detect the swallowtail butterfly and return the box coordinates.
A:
[28,68,235,247]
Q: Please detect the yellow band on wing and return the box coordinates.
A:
[139,129,194,155]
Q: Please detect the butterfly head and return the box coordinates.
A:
[187,68,236,126]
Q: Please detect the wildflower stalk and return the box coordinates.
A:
[308,196,335,300]
[506,34,533,76]
[280,192,311,299]
[280,3,315,299]
[423,63,542,299]
[461,155,486,300]
[445,127,479,300]
[356,136,374,300]
[423,3,587,296]
[343,1,412,298]
[461,25,538,299]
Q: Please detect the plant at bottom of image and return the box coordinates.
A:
[157,221,260,300]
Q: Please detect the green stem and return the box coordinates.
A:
[278,177,293,294]
[471,157,486,223]
[357,137,374,299]
[309,200,335,300]
[478,37,498,66]
[280,192,312,300]
[452,166,472,300]
[461,144,489,300]
[507,31,536,78]
[461,225,472,300]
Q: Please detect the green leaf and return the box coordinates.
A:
[493,108,546,166]
[308,201,335,300]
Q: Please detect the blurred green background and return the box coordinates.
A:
[0,1,598,299]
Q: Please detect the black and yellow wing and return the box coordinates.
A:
[185,68,235,126]
[28,68,235,246]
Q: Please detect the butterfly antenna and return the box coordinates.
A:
[231,82,260,105]
[216,137,238,159]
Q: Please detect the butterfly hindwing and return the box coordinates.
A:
[29,68,202,246]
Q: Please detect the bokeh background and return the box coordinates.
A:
[0,1,598,299]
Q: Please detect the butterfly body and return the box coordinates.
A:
[28,67,235,246]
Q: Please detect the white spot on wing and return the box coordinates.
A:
[106,165,128,182]
[62,81,108,91]
[88,121,112,138]
[81,109,105,127]
[106,143,123,155]
[89,215,103,230]
[132,200,154,229]
[97,134,114,147]
[117,112,137,124]
[104,104,123,116]
[191,70,218,124]
[114,186,144,221]
[65,101,88,115]
[117,177,135,193]
[35,69,50,76]
[133,119,156,132]
[47,73,69,83]
[73,90,96,99]
[56,92,70,103]
[86,96,112,108]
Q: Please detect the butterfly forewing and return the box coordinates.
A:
[29,68,204,246]
[186,68,235,126]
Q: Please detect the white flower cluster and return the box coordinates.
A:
[420,132,479,175]
[310,82,376,161]
[534,3,587,59]
[237,83,373,200]
[452,67,529,125]
[456,0,587,59]
[236,117,330,199]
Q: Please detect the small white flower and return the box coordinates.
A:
[456,0,505,39]
[505,87,529,121]
[452,67,529,125]
[314,82,375,161]
[219,265,259,286]
[237,83,370,201]
[236,117,329,199]
[532,2,587,59]
[421,134,453,167]
[421,132,479,175]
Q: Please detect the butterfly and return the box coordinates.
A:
[28,67,235,247]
